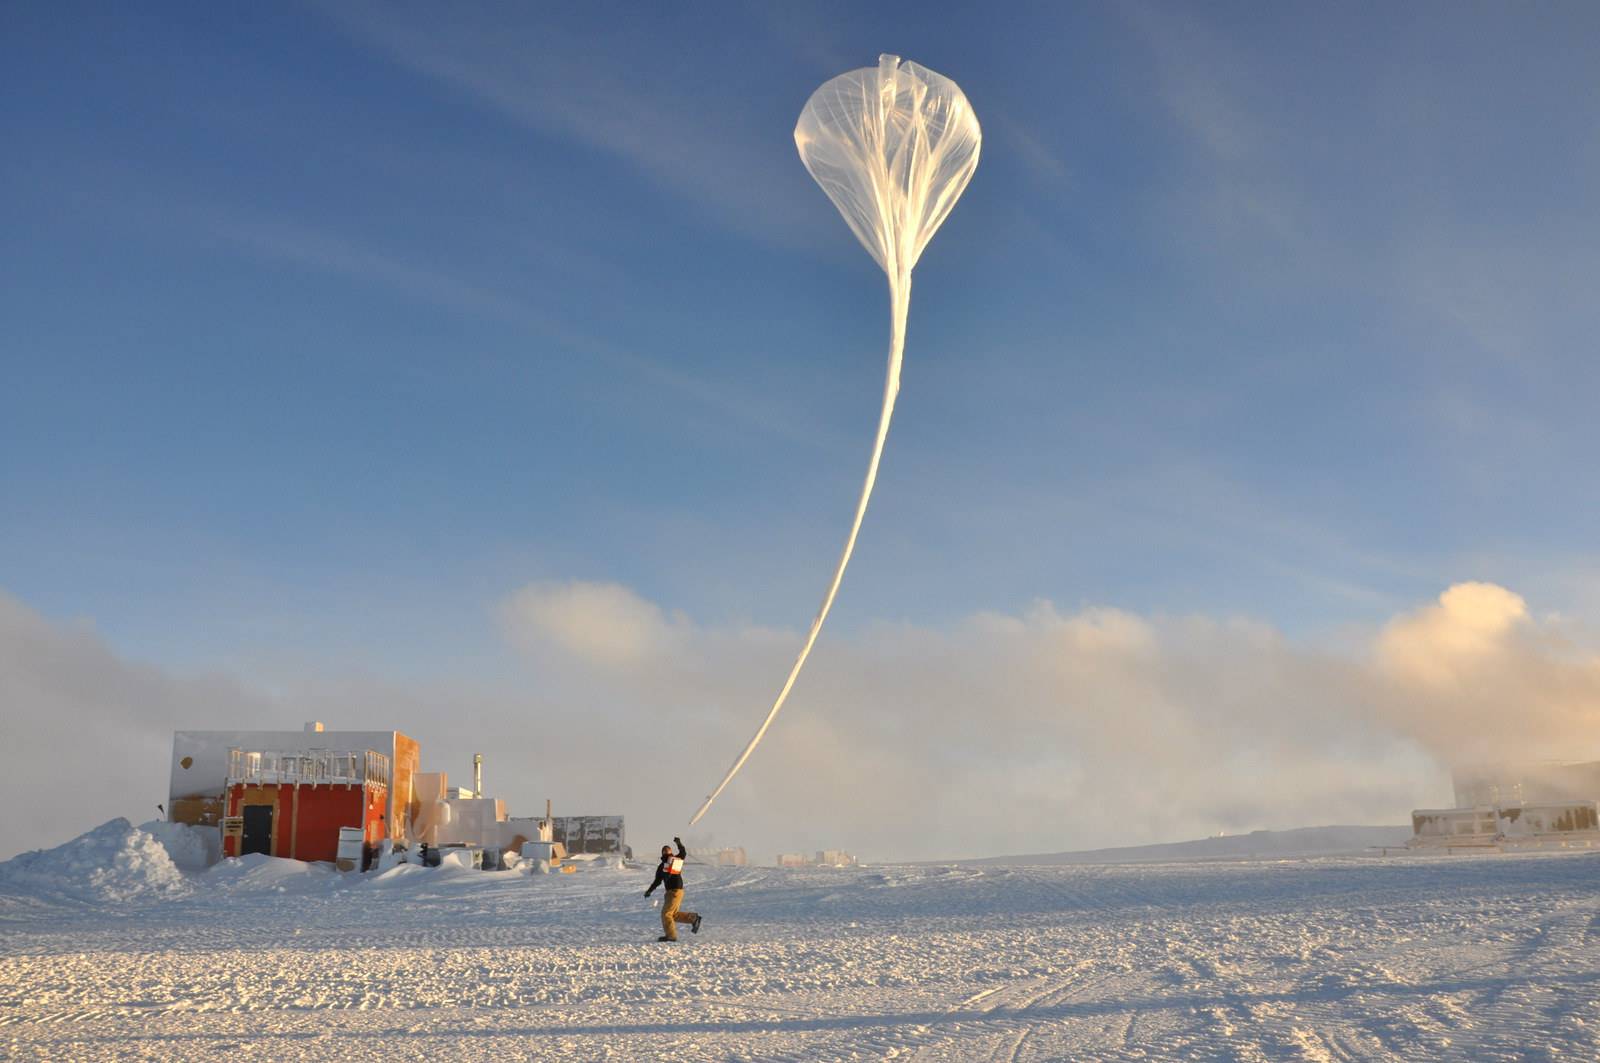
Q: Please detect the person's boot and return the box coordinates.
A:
[657,935,675,942]
[691,915,703,934]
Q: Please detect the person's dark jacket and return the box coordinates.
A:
[645,838,688,895]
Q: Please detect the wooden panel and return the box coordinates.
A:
[390,732,421,843]
[169,796,224,827]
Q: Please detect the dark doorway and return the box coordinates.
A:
[242,804,273,856]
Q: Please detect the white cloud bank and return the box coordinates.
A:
[501,579,1600,859]
[6,581,1600,863]
[1375,582,1600,763]
[0,591,268,861]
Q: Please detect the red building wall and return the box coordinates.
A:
[225,783,387,864]
[288,786,367,863]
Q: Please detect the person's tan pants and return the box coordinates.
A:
[661,888,697,940]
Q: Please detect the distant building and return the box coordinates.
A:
[551,816,627,856]
[712,847,747,867]
[777,850,859,867]
[171,724,420,869]
[409,772,553,858]
[1411,761,1600,850]
[170,727,560,870]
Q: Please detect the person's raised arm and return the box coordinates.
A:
[675,836,687,859]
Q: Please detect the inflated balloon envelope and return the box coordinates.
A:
[796,54,983,282]
[691,55,980,825]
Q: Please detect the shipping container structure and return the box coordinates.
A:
[551,816,626,856]
[169,726,421,866]
[220,747,391,868]
[1411,801,1600,849]
[1410,760,1600,850]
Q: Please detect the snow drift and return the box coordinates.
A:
[137,817,217,871]
[0,818,188,903]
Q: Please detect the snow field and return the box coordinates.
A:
[2,828,1598,1060]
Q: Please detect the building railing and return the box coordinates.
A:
[227,747,390,789]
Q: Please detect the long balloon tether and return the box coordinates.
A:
[690,274,910,826]
[690,55,979,826]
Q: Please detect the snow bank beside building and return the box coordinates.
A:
[138,819,218,870]
[0,819,188,902]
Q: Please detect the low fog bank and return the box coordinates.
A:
[501,578,1598,861]
[5,579,1598,863]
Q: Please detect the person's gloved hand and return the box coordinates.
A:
[644,890,653,897]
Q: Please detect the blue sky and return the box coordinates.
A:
[5,4,1600,857]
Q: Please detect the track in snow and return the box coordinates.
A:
[3,852,1599,1060]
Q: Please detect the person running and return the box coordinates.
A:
[644,835,702,941]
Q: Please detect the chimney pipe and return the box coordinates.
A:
[473,753,483,797]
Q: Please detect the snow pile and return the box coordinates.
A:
[138,818,217,870]
[0,819,188,902]
[205,853,337,896]
[439,849,478,871]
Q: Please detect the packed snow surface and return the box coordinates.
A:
[3,832,1598,1060]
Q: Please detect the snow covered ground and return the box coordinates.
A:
[4,822,1599,1060]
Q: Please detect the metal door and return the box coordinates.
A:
[242,804,273,856]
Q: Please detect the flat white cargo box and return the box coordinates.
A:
[335,827,365,872]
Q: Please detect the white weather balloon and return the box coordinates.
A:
[691,55,981,825]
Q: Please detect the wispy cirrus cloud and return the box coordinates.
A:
[187,205,843,450]
[1117,2,1325,274]
[314,1,820,248]
[1120,1,1600,363]
[992,112,1072,187]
